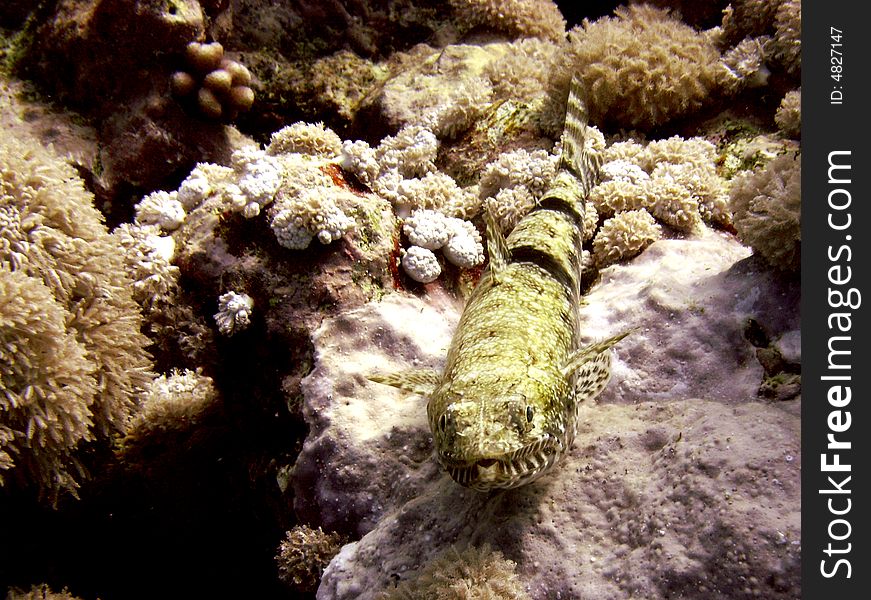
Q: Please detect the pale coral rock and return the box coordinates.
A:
[400,245,442,283]
[214,291,254,336]
[135,190,186,231]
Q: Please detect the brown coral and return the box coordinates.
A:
[775,89,801,139]
[0,136,153,500]
[276,525,347,593]
[449,0,566,41]
[546,5,724,132]
[171,42,255,120]
[377,544,532,600]
[729,152,801,271]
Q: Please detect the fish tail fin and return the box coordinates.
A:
[556,75,600,198]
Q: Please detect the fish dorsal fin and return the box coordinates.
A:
[483,208,509,284]
[369,368,440,396]
[561,330,633,402]
[558,75,601,198]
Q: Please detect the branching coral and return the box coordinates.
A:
[377,544,532,600]
[449,0,566,42]
[0,137,153,500]
[276,525,346,593]
[729,152,801,271]
[546,5,724,132]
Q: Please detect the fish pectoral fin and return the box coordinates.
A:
[561,329,634,401]
[368,368,440,396]
[484,208,509,284]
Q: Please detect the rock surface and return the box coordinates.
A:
[293,227,801,600]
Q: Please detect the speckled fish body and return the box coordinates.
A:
[373,77,628,491]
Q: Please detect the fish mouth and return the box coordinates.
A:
[441,435,563,491]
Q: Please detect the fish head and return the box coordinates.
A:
[428,388,568,491]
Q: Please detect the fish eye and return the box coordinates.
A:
[526,405,535,423]
[438,413,448,432]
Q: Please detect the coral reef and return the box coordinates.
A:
[120,369,219,461]
[775,89,801,138]
[213,291,254,336]
[592,209,663,267]
[400,209,484,281]
[546,5,724,132]
[171,41,255,120]
[729,152,801,271]
[721,36,772,91]
[276,524,347,593]
[582,134,732,267]
[135,190,187,232]
[773,0,802,74]
[376,544,532,600]
[0,0,805,596]
[301,231,800,600]
[267,121,343,158]
[400,245,443,283]
[5,584,87,600]
[0,136,152,501]
[449,0,566,41]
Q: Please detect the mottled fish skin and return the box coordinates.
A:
[373,76,629,491]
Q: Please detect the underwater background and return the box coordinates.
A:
[0,1,800,598]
